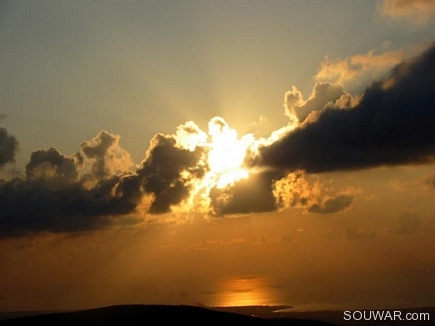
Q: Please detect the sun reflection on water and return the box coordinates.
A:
[214,276,277,307]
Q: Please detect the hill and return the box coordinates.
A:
[0,304,335,325]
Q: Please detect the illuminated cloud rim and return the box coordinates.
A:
[1,42,435,237]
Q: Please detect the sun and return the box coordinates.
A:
[205,117,251,189]
[174,116,261,214]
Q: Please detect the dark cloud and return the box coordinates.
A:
[137,133,206,214]
[0,127,19,168]
[259,42,435,173]
[0,128,209,237]
[0,173,141,237]
[307,194,354,214]
[0,132,143,238]
[25,147,81,182]
[209,171,282,216]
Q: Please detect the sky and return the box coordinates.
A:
[1,0,435,312]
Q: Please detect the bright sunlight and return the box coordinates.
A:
[173,115,296,214]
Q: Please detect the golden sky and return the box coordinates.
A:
[1,0,435,312]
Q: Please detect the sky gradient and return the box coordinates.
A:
[1,0,435,312]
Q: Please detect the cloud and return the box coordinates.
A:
[1,120,271,237]
[284,82,346,122]
[272,171,355,214]
[209,171,282,216]
[25,147,81,183]
[258,42,435,173]
[315,48,405,90]
[80,130,134,181]
[0,131,143,238]
[378,0,435,24]
[0,128,19,168]
[307,194,354,214]
[2,42,435,237]
[0,173,142,237]
[273,171,319,209]
[137,133,206,214]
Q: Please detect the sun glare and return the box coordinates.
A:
[175,116,275,214]
[206,117,251,189]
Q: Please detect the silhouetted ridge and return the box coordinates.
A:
[1,304,337,325]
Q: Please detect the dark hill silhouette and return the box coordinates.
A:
[0,304,336,325]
